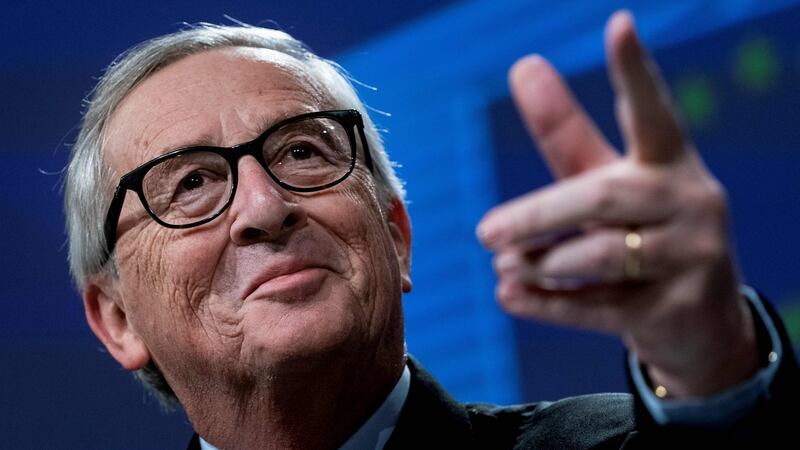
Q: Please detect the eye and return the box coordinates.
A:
[289,145,317,161]
[178,172,205,192]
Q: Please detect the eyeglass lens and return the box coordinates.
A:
[140,116,353,226]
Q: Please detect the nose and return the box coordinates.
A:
[228,156,308,246]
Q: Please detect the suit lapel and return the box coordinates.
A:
[384,357,477,449]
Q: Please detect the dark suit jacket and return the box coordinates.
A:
[384,297,799,449]
[384,357,637,449]
[189,298,798,449]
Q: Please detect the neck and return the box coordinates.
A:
[177,351,406,450]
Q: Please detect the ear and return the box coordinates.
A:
[387,197,413,293]
[83,276,151,371]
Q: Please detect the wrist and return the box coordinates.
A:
[634,291,760,398]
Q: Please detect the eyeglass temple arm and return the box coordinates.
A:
[101,186,126,264]
[354,114,374,173]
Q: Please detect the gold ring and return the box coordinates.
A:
[624,230,643,280]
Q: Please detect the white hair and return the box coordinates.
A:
[64,23,405,408]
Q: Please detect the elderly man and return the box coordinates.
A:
[65,10,796,450]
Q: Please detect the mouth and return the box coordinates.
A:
[242,264,332,302]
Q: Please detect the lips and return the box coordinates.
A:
[241,259,333,302]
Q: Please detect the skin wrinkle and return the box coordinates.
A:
[329,180,386,317]
[158,89,330,318]
[141,109,209,151]
[352,183,406,370]
[105,78,209,161]
[107,54,322,174]
[180,282,220,344]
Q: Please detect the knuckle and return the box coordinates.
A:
[682,175,729,216]
[641,174,673,203]
[591,178,618,218]
[686,183,730,232]
[627,167,673,209]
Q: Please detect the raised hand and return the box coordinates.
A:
[477,11,759,398]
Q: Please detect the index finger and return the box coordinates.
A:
[510,55,619,179]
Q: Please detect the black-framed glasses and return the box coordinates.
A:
[101,109,373,262]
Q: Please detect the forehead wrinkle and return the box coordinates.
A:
[144,112,218,153]
[223,48,336,120]
[182,50,331,146]
[104,104,217,177]
[218,89,326,147]
[106,47,336,174]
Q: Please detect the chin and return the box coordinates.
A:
[236,289,371,376]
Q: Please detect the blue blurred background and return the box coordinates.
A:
[2,0,800,448]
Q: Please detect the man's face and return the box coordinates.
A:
[93,48,410,398]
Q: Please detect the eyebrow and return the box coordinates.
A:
[167,133,219,151]
[144,118,221,155]
[251,109,312,136]
[154,108,318,155]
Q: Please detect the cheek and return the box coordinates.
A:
[333,172,389,237]
[321,178,402,313]
[116,221,229,330]
[116,223,239,378]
